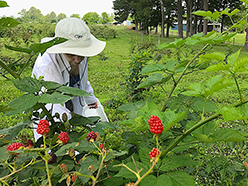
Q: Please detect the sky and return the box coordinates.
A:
[0,0,115,17]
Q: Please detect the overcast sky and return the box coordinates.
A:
[0,0,114,17]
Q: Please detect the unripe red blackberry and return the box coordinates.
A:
[87,131,97,142]
[26,139,33,147]
[36,119,50,135]
[7,142,25,155]
[148,115,163,134]
[149,148,160,159]
[58,132,69,144]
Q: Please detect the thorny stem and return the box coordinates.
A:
[160,98,248,159]
[162,44,210,112]
[232,72,243,102]
[43,135,52,186]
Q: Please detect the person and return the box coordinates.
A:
[32,17,106,140]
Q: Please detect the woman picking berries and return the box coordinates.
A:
[32,18,106,140]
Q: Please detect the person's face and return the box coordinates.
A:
[64,54,85,66]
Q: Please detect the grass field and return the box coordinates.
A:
[1,25,248,129]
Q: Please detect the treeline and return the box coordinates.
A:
[5,6,115,25]
[113,0,245,38]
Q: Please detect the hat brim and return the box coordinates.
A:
[42,34,106,57]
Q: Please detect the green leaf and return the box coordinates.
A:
[0,146,10,162]
[76,155,100,183]
[163,110,186,131]
[57,86,90,97]
[160,155,197,172]
[41,80,62,90]
[212,128,246,142]
[30,37,67,55]
[206,63,230,72]
[0,1,8,7]
[5,45,32,54]
[240,0,248,5]
[7,94,39,114]
[190,98,217,112]
[92,121,118,135]
[141,172,195,186]
[218,106,243,121]
[199,52,226,63]
[140,64,167,74]
[192,10,212,17]
[0,17,19,30]
[38,92,72,104]
[137,73,163,88]
[227,49,240,67]
[12,77,42,93]
[229,9,239,16]
[234,56,248,72]
[194,134,215,143]
[158,38,185,49]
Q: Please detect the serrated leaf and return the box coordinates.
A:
[57,86,90,97]
[0,17,19,30]
[212,128,246,142]
[227,49,240,67]
[41,80,62,90]
[234,56,248,72]
[38,92,72,104]
[206,63,230,72]
[218,106,242,121]
[12,77,42,93]
[195,134,215,143]
[199,52,226,62]
[8,94,39,114]
[160,155,197,171]
[163,110,186,131]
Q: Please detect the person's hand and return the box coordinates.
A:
[88,102,98,109]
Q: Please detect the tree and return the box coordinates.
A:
[70,14,80,19]
[82,12,100,24]
[57,13,67,22]
[18,7,44,23]
[177,0,183,38]
[203,0,208,36]
[45,11,57,23]
[101,12,110,24]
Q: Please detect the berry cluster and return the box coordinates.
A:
[148,115,163,134]
[36,119,50,135]
[7,142,25,155]
[149,148,160,159]
[58,132,69,144]
[87,131,97,142]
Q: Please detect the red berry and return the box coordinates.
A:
[60,163,68,174]
[71,174,77,182]
[7,142,25,155]
[100,143,104,149]
[87,131,97,142]
[58,132,69,144]
[36,119,50,135]
[149,148,160,159]
[26,139,33,146]
[148,115,163,134]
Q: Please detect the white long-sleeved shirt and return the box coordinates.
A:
[32,52,97,118]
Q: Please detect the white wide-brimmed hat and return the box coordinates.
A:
[43,17,106,57]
